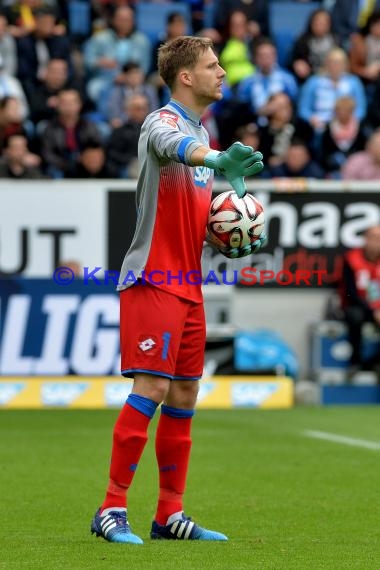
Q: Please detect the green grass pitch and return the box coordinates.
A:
[1,407,380,570]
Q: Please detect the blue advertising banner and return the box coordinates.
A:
[0,279,294,409]
[0,279,120,376]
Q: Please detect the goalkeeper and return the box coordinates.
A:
[90,36,264,545]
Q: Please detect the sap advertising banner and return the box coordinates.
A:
[0,280,120,375]
[0,182,106,277]
[107,191,380,287]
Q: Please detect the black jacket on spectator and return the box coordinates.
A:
[259,119,313,164]
[320,122,368,174]
[367,78,380,128]
[268,160,325,179]
[107,121,142,173]
[23,78,85,125]
[213,0,269,36]
[17,33,72,84]
[67,162,118,179]
[40,118,102,175]
[0,160,45,179]
[289,32,339,82]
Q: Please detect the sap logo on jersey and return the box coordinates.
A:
[194,166,212,188]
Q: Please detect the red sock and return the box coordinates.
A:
[100,399,154,512]
[154,406,193,525]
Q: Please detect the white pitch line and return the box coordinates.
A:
[304,430,380,451]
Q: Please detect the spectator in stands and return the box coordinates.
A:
[83,6,152,103]
[331,0,380,47]
[0,54,29,119]
[0,11,17,76]
[266,138,325,179]
[5,0,63,38]
[258,92,313,168]
[338,224,380,375]
[230,122,261,173]
[39,88,102,178]
[298,48,367,139]
[16,7,72,85]
[149,12,187,104]
[367,74,380,126]
[23,58,81,126]
[0,96,33,152]
[233,122,260,151]
[213,0,269,39]
[349,10,380,95]
[237,38,298,125]
[54,0,67,22]
[151,12,187,73]
[91,0,136,22]
[0,133,45,178]
[211,81,253,149]
[290,9,339,84]
[67,142,117,178]
[98,62,158,128]
[341,128,380,179]
[107,93,149,178]
[233,123,261,148]
[219,10,256,88]
[201,105,221,150]
[320,95,368,177]
[185,0,205,34]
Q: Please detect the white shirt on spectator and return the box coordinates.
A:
[0,68,29,120]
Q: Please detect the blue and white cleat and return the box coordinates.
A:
[91,507,143,544]
[150,512,228,541]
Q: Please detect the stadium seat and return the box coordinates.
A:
[309,320,380,384]
[269,1,320,67]
[202,1,216,29]
[135,2,192,44]
[68,0,91,37]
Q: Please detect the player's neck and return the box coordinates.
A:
[170,93,205,120]
[170,97,202,123]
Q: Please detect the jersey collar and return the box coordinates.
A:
[168,99,202,126]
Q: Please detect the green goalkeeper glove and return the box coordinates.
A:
[204,142,264,198]
[217,232,268,259]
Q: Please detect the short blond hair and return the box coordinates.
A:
[334,95,355,111]
[158,36,213,89]
[325,47,348,65]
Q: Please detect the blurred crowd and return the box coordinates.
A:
[1,0,380,180]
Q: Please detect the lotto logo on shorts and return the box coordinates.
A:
[138,337,156,352]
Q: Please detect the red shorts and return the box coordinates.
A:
[120,283,205,380]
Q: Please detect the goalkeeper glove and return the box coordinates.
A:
[207,232,268,259]
[204,142,264,198]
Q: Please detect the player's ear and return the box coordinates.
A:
[179,70,192,86]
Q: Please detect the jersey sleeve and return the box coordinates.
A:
[145,111,205,165]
